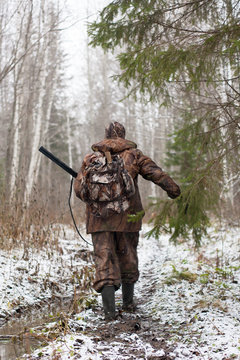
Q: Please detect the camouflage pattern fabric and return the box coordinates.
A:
[76,151,135,218]
[74,137,181,234]
[91,231,139,293]
[105,121,126,139]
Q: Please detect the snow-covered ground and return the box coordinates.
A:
[0,226,93,325]
[1,224,240,359]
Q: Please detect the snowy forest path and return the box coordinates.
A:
[1,226,240,359]
[65,261,174,360]
[80,265,174,359]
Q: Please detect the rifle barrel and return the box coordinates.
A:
[39,146,78,178]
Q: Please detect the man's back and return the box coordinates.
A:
[74,136,180,234]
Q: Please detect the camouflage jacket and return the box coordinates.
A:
[74,138,181,233]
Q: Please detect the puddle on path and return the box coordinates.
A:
[0,298,73,360]
[0,333,43,360]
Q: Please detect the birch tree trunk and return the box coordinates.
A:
[23,48,48,205]
[9,76,21,199]
[67,114,73,170]
[7,0,33,201]
[67,114,74,205]
[23,0,60,206]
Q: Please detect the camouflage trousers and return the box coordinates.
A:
[91,231,139,293]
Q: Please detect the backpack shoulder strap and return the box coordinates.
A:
[104,151,112,164]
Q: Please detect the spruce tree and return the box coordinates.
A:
[88,0,240,245]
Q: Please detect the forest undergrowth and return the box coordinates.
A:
[0,195,86,252]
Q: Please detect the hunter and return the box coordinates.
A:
[74,121,180,320]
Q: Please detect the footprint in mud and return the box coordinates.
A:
[70,294,174,360]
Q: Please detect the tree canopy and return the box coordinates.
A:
[88,0,240,245]
[89,0,240,99]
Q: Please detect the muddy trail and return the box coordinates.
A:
[22,256,175,360]
[0,227,174,360]
[1,226,240,359]
[67,271,175,360]
[1,258,174,360]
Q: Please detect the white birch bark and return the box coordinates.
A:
[23,68,47,206]
[23,0,48,206]
[23,0,60,206]
[33,57,58,199]
[67,114,74,205]
[7,0,33,201]
[86,6,95,145]
[67,114,73,171]
[9,77,21,199]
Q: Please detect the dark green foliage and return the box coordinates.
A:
[128,210,145,223]
[89,0,240,100]
[147,112,222,245]
[88,0,240,245]
[147,162,221,246]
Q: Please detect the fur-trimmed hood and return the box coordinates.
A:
[91,138,137,154]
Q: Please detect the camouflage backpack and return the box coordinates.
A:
[79,151,135,218]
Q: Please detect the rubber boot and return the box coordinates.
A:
[122,283,135,311]
[101,285,116,321]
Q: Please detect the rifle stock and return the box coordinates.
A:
[39,146,78,178]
